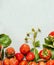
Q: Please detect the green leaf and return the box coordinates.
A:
[44,36,54,45]
[31,48,39,61]
[0,34,12,48]
[34,48,39,61]
[43,44,54,48]
[44,38,52,44]
[35,41,40,47]
[31,48,34,52]
[48,36,54,42]
[51,49,54,59]
[43,36,54,49]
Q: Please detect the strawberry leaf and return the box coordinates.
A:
[35,41,40,47]
[0,34,12,48]
[51,49,54,59]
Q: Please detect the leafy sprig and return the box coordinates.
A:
[43,36,54,48]
[25,28,41,61]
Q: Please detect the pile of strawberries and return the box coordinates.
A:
[0,43,52,65]
[0,29,54,65]
[2,43,37,65]
[0,43,47,65]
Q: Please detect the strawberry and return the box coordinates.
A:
[5,47,15,58]
[39,48,51,60]
[46,60,54,65]
[29,61,37,65]
[15,53,24,61]
[19,60,28,65]
[3,58,19,65]
[26,52,35,61]
[20,44,30,55]
[10,57,19,65]
[3,58,10,65]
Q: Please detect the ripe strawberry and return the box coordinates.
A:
[29,61,37,65]
[49,31,54,37]
[5,47,15,58]
[10,58,19,65]
[19,60,28,65]
[46,60,54,65]
[3,58,10,65]
[15,53,24,61]
[20,44,30,55]
[26,52,35,61]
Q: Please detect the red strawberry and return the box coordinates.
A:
[5,47,15,58]
[26,52,35,61]
[20,44,30,55]
[3,58,19,65]
[19,60,28,65]
[10,57,19,65]
[15,53,24,61]
[46,60,54,65]
[3,58,10,65]
[39,48,51,60]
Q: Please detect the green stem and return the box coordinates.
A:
[33,38,35,48]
